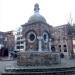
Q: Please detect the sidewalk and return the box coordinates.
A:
[0,57,14,61]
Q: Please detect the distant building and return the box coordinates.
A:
[54,23,75,58]
[0,31,15,57]
[15,27,25,52]
[54,24,70,58]
[5,31,15,51]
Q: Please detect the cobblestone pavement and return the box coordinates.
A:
[0,58,75,75]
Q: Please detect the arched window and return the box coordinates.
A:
[43,32,49,43]
[51,45,55,52]
[59,45,61,52]
[63,45,67,52]
[30,34,35,41]
[27,31,36,43]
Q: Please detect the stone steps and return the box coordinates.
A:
[2,71,75,75]
[1,67,75,75]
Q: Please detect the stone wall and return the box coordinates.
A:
[17,52,60,66]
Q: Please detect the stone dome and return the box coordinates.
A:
[28,3,46,23]
[28,13,46,23]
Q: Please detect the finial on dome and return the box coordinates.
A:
[34,3,40,13]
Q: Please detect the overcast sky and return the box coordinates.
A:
[0,0,75,32]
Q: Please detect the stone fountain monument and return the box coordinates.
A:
[2,3,60,75]
[17,3,60,66]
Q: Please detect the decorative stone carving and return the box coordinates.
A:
[17,52,60,66]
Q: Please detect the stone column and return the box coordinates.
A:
[37,36,42,52]
[49,39,51,52]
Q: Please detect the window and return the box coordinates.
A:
[59,45,61,52]
[17,37,20,40]
[43,32,49,43]
[59,45,61,47]
[30,34,35,41]
[64,45,66,47]
[21,41,24,44]
[16,46,24,49]
[44,34,46,41]
[20,46,24,49]
[64,49,67,52]
[51,45,55,52]
[16,41,20,44]
[16,46,20,49]
[63,45,67,52]
[27,31,36,43]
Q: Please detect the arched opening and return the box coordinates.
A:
[59,45,61,52]
[27,31,36,43]
[51,45,55,52]
[63,45,67,52]
[29,33,35,41]
[43,32,49,43]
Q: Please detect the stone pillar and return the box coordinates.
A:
[49,39,51,52]
[37,36,42,52]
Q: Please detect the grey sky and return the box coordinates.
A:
[0,0,75,31]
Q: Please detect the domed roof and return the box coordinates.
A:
[28,3,46,23]
[28,13,46,23]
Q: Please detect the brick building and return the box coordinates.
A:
[0,31,15,57]
[5,31,15,51]
[53,24,74,58]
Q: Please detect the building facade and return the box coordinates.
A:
[5,31,15,51]
[15,27,25,52]
[0,31,15,57]
[54,23,75,58]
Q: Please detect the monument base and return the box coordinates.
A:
[17,52,60,66]
[2,52,75,75]
[1,52,62,75]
